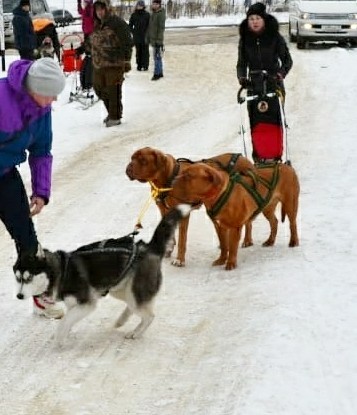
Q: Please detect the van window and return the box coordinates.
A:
[31,0,48,15]
[3,0,50,14]
[3,0,17,13]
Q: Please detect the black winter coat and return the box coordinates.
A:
[12,6,36,52]
[237,14,292,82]
[129,9,150,44]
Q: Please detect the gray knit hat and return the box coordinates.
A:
[26,58,66,97]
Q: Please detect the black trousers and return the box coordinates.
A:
[135,42,149,70]
[0,169,38,254]
[19,49,35,60]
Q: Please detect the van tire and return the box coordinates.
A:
[297,34,307,49]
[289,23,296,43]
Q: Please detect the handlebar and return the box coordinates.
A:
[237,87,276,104]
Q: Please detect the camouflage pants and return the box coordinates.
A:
[93,67,125,120]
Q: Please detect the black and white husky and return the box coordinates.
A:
[14,205,191,345]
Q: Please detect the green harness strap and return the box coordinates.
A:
[207,163,280,219]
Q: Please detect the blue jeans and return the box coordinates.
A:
[153,46,163,76]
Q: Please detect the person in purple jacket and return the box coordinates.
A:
[0,58,66,319]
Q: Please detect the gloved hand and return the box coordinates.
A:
[154,44,165,53]
[238,77,248,88]
[124,61,131,73]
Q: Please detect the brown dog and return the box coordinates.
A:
[126,147,256,266]
[171,162,300,270]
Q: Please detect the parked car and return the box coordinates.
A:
[289,0,357,49]
[52,9,75,27]
[3,0,54,45]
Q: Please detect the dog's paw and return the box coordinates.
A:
[124,330,139,340]
[225,261,237,271]
[212,257,227,266]
[171,258,185,267]
[241,241,253,248]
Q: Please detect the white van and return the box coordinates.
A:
[289,0,357,48]
[3,0,54,45]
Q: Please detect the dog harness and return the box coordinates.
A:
[55,233,140,299]
[207,162,280,220]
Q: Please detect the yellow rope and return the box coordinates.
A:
[135,181,173,229]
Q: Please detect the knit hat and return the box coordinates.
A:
[20,0,30,6]
[94,0,109,7]
[247,2,266,18]
[25,58,66,97]
[136,0,145,7]
[152,0,161,4]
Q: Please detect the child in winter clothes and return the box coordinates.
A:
[0,58,66,319]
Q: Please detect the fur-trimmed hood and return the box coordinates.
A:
[239,13,279,40]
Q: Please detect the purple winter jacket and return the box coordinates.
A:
[0,59,53,203]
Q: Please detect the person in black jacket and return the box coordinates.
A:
[129,1,150,71]
[12,0,37,60]
[237,2,292,97]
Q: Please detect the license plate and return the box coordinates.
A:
[321,25,341,31]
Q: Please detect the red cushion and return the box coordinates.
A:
[251,123,283,159]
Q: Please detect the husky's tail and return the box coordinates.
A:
[147,204,191,257]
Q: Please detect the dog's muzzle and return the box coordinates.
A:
[17,292,24,300]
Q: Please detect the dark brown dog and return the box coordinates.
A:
[126,147,256,266]
[171,162,300,270]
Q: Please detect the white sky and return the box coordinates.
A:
[0,13,356,415]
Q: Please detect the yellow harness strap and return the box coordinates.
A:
[135,181,173,229]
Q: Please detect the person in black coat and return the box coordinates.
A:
[237,2,293,97]
[12,0,37,60]
[129,0,150,71]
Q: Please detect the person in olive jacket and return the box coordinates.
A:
[237,2,292,96]
[148,0,166,81]
[129,1,150,71]
[12,0,36,60]
[91,0,133,127]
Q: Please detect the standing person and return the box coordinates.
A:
[12,0,36,60]
[33,17,61,61]
[237,2,293,97]
[91,0,133,127]
[77,0,95,40]
[236,2,293,163]
[129,0,150,72]
[0,58,66,318]
[148,0,166,81]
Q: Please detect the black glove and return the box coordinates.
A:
[154,44,165,53]
[239,77,248,89]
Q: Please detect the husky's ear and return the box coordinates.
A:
[36,244,45,259]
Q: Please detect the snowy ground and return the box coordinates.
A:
[0,28,356,415]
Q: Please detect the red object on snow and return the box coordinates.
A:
[251,122,283,160]
[62,49,83,73]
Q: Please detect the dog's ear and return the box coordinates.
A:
[36,244,46,259]
[204,166,223,188]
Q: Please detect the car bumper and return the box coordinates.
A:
[298,21,357,41]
